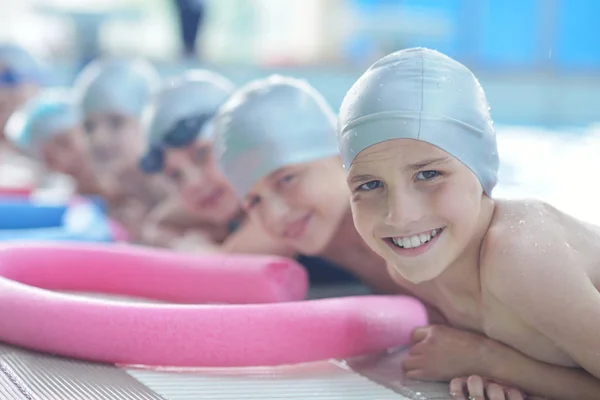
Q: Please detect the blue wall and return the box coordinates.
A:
[350,0,600,72]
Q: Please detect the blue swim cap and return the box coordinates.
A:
[0,43,46,86]
[214,75,339,199]
[73,58,159,119]
[138,69,235,174]
[5,88,80,156]
[338,48,499,195]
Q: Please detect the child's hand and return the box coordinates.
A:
[401,325,489,381]
[449,375,544,400]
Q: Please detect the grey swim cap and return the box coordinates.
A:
[74,58,159,118]
[214,75,339,199]
[5,88,80,156]
[338,47,499,195]
[142,69,235,145]
[0,43,47,84]
[138,70,235,174]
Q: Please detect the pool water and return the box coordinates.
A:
[495,124,600,225]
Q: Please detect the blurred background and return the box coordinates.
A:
[2,0,600,222]
[3,0,600,127]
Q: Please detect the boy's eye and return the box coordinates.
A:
[280,174,295,185]
[166,169,182,183]
[83,120,95,134]
[245,195,260,209]
[416,170,441,181]
[357,180,383,191]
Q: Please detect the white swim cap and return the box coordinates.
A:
[338,47,499,195]
[5,88,80,157]
[74,58,159,118]
[0,42,47,85]
[139,69,235,173]
[214,75,339,199]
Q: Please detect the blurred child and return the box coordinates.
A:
[0,43,47,187]
[73,58,167,241]
[5,88,103,197]
[139,70,292,256]
[213,75,415,295]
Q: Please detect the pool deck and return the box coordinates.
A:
[0,343,451,400]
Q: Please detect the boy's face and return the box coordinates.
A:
[84,111,142,172]
[244,157,350,256]
[162,138,240,224]
[347,139,485,284]
[41,126,89,177]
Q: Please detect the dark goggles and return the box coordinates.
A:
[139,113,214,174]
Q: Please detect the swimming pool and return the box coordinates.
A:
[495,124,600,225]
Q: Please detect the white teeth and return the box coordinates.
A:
[390,229,441,249]
[410,235,421,247]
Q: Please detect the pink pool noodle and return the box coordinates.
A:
[0,242,308,305]
[0,242,426,367]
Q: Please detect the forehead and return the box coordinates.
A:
[85,111,130,123]
[163,138,211,161]
[350,139,451,169]
[47,129,74,142]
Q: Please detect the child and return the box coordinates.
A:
[73,58,166,241]
[0,43,43,140]
[0,43,46,186]
[5,88,103,197]
[138,70,292,256]
[212,75,431,296]
[337,47,600,399]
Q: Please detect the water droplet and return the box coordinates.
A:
[437,82,442,88]
[518,220,525,225]
[379,83,384,87]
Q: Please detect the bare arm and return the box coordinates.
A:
[140,201,189,247]
[404,324,600,400]
[486,236,600,381]
[221,218,297,258]
[481,335,600,400]
[480,215,600,397]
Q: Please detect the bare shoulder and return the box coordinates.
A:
[480,199,599,301]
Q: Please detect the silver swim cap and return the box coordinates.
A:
[143,69,235,144]
[338,47,499,195]
[74,58,159,118]
[5,88,80,156]
[214,75,339,199]
[138,69,235,173]
[0,43,46,84]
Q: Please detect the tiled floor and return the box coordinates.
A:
[0,285,452,399]
[0,343,452,399]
